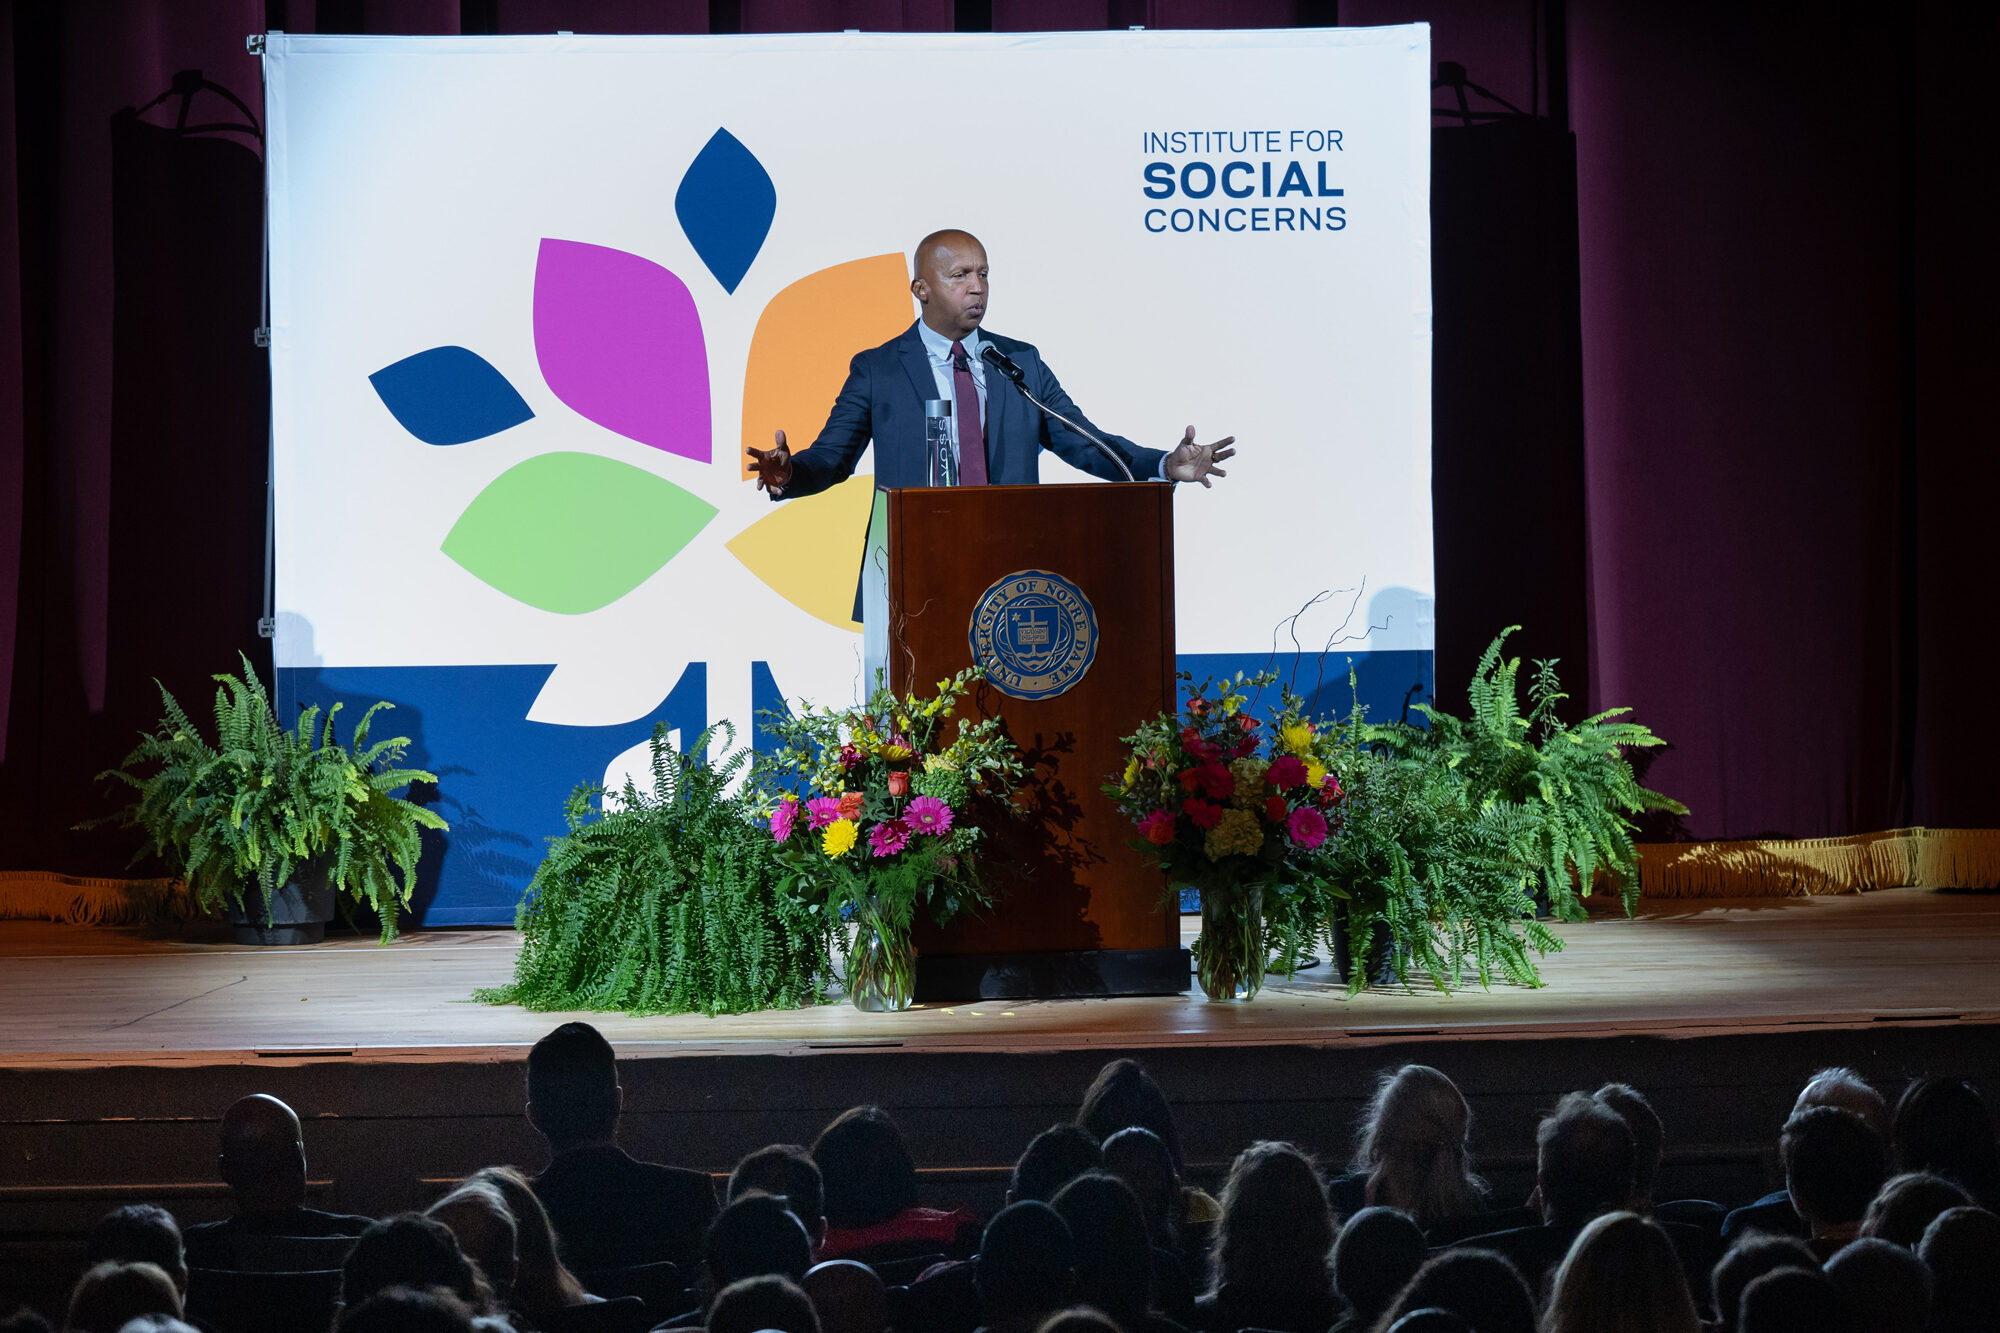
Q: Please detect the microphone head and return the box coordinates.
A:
[979,343,1025,382]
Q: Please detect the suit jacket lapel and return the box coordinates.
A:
[979,331,1012,475]
[898,323,937,410]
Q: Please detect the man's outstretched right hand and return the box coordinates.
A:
[746,430,795,496]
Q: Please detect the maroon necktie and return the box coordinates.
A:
[950,340,988,485]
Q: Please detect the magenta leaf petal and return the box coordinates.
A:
[532,239,711,462]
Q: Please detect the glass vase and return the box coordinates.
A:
[848,907,916,1013]
[1193,880,1265,1002]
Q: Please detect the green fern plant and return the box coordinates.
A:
[1290,674,1560,994]
[1385,627,1686,919]
[1277,629,1683,994]
[88,655,446,940]
[477,722,834,1017]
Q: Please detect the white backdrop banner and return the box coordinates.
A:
[264,26,1433,923]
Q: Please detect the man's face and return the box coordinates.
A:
[914,233,989,338]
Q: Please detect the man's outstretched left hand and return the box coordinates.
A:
[1163,426,1236,487]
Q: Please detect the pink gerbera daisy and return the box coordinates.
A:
[905,795,954,834]
[770,798,799,843]
[1288,806,1329,850]
[805,796,842,829]
[867,817,912,858]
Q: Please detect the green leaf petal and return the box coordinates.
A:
[443,452,717,614]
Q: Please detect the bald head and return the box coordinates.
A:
[218,1094,307,1213]
[910,229,989,342]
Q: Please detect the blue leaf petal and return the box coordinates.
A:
[369,346,535,445]
[674,128,777,295]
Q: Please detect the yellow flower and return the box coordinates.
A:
[1281,722,1314,757]
[1306,759,1328,789]
[880,742,914,762]
[1229,756,1269,807]
[1203,807,1265,860]
[822,819,858,857]
[1121,758,1141,791]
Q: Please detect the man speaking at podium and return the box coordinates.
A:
[745,229,1235,497]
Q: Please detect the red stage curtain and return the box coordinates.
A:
[0,0,1992,878]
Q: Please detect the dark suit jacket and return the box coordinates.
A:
[1720,1189,1806,1244]
[533,1144,717,1272]
[780,322,1169,498]
[183,1205,373,1271]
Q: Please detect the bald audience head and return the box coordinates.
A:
[910,230,988,342]
[218,1093,308,1213]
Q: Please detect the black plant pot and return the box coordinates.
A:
[228,861,336,946]
[1332,906,1397,988]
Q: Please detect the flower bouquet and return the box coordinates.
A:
[758,668,1025,1011]
[1104,672,1345,1001]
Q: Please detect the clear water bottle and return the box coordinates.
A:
[925,398,956,487]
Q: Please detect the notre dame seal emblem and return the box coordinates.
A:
[968,570,1099,701]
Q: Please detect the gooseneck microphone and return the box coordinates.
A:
[979,343,1137,483]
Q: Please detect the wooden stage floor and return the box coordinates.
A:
[4,887,1996,1066]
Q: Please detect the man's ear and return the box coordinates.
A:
[910,276,928,306]
[613,1084,624,1118]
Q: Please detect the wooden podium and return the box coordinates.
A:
[862,482,1189,1000]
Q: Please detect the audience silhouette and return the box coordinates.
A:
[21,1028,2000,1333]
[527,1023,719,1275]
[1194,1142,1338,1333]
[182,1093,372,1272]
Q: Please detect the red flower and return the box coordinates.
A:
[1182,797,1224,830]
[1180,726,1221,763]
[887,770,910,797]
[1138,809,1177,845]
[1319,774,1344,804]
[1264,794,1289,823]
[1194,763,1235,801]
[1267,755,1308,790]
[1187,696,1210,717]
[838,791,865,821]
[1236,715,1260,730]
[837,743,863,770]
[1178,767,1203,792]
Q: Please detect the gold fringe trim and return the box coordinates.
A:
[0,871,197,925]
[1638,828,2000,898]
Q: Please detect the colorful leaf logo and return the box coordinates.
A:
[369,346,534,445]
[532,239,711,462]
[739,254,914,477]
[726,478,877,631]
[674,128,777,295]
[442,452,716,614]
[377,133,926,639]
